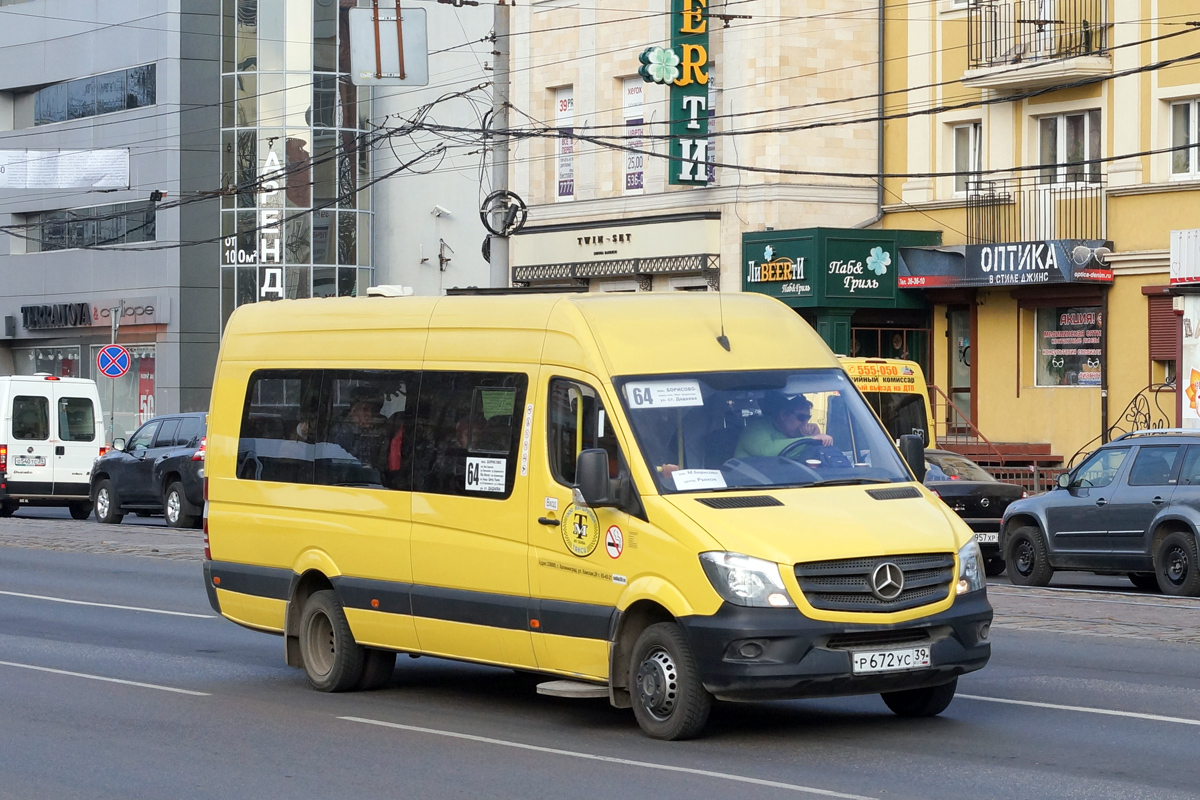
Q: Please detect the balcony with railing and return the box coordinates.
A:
[966,175,1105,245]
[965,0,1111,89]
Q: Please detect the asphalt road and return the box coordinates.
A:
[1,542,1199,799]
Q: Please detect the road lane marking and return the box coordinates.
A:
[340,716,875,799]
[0,660,210,696]
[959,694,1200,726]
[0,590,215,618]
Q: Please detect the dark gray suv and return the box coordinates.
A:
[1000,430,1200,596]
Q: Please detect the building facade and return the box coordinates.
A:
[0,0,222,440]
[879,0,1196,464]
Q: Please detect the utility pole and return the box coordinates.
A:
[489,0,511,288]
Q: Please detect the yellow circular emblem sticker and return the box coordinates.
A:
[561,504,601,557]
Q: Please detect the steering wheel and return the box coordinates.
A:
[778,438,822,462]
[779,440,853,470]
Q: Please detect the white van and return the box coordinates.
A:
[0,375,106,519]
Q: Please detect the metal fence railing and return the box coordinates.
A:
[986,465,1070,495]
[966,176,1105,245]
[968,0,1109,70]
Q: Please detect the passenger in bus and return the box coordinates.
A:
[734,393,833,458]
[333,391,390,469]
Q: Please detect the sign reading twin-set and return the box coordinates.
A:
[96,345,131,379]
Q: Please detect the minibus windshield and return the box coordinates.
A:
[615,368,912,494]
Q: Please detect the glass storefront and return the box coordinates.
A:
[220,0,373,329]
[1036,306,1103,387]
[12,346,82,377]
[89,344,156,441]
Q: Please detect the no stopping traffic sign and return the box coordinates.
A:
[96,344,131,378]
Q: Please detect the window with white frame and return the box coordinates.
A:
[1038,110,1101,184]
[953,122,982,193]
[1171,99,1200,178]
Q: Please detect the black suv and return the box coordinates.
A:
[90,413,206,528]
[1001,429,1200,595]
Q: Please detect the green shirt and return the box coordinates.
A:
[734,418,809,458]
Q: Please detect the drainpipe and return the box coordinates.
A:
[854,0,886,230]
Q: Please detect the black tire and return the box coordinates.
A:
[1127,572,1161,592]
[163,482,196,529]
[298,589,365,692]
[68,502,94,521]
[357,648,397,690]
[93,480,124,524]
[882,677,958,717]
[984,556,1006,578]
[1155,531,1200,597]
[1005,525,1053,587]
[0,503,16,518]
[628,622,712,740]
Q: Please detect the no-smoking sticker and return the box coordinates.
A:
[605,525,624,559]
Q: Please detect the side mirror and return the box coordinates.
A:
[1057,472,1071,490]
[574,448,613,507]
[898,435,926,483]
[112,438,126,452]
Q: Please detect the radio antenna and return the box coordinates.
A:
[716,290,730,351]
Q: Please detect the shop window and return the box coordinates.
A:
[58,398,97,442]
[555,86,575,202]
[412,371,529,499]
[622,77,645,195]
[953,122,982,194]
[1038,110,1101,184]
[91,344,156,441]
[1171,99,1200,178]
[12,396,50,440]
[547,379,628,487]
[1035,306,1103,387]
[13,346,80,377]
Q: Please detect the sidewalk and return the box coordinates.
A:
[3,516,1199,644]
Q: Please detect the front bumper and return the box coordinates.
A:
[678,591,992,701]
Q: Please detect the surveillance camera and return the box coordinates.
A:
[431,205,452,217]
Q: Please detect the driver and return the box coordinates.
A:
[734,393,834,458]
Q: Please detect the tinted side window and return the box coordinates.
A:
[129,421,160,451]
[1127,446,1180,487]
[413,371,529,498]
[176,417,204,447]
[154,418,180,447]
[1179,446,1200,486]
[548,379,627,487]
[1074,447,1129,489]
[314,370,417,491]
[237,370,321,484]
[58,398,96,442]
[12,396,50,440]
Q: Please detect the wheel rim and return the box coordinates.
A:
[635,647,679,722]
[96,489,109,519]
[1014,538,1035,576]
[303,610,336,678]
[1164,545,1189,586]
[166,491,180,524]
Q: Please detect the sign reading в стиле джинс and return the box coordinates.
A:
[638,0,709,186]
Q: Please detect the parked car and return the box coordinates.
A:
[90,412,206,528]
[0,375,106,520]
[1001,429,1200,595]
[925,449,1025,577]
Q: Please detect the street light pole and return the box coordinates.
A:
[489,0,511,288]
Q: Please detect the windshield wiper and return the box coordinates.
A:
[802,478,895,488]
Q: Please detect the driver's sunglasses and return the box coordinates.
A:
[786,410,811,421]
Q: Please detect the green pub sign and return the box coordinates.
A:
[638,0,710,185]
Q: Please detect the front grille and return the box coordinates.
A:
[794,552,954,613]
[696,495,783,509]
[825,629,931,650]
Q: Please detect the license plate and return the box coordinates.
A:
[851,646,931,675]
[13,455,46,467]
[974,531,999,544]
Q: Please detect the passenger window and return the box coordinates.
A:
[548,379,628,487]
[413,371,529,498]
[1126,446,1180,486]
[1176,446,1200,486]
[58,397,96,442]
[237,370,321,484]
[128,421,160,451]
[12,396,50,441]
[154,418,180,448]
[175,417,203,447]
[314,370,416,491]
[1073,447,1129,489]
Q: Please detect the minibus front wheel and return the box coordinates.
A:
[629,622,712,740]
[299,590,366,692]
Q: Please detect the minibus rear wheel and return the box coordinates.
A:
[629,622,711,740]
[299,590,365,692]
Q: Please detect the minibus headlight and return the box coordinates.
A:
[699,552,795,608]
[956,540,986,595]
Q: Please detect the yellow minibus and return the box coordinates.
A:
[203,293,991,740]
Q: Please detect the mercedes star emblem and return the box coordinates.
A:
[870,562,905,601]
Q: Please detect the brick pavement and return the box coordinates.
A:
[2,517,1198,644]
